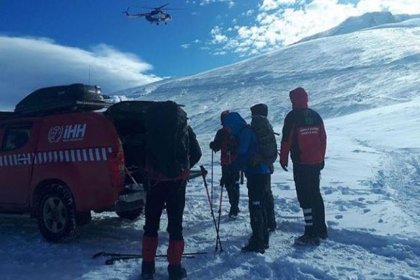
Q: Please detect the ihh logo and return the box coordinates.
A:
[48,126,64,143]
[63,124,87,142]
[48,124,87,143]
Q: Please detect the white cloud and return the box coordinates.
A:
[260,0,296,11]
[0,36,161,109]
[243,9,255,17]
[191,0,235,8]
[210,0,420,56]
[211,26,229,43]
[356,0,420,14]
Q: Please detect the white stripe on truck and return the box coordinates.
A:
[0,147,113,167]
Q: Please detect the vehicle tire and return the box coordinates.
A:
[116,208,143,220]
[37,183,77,242]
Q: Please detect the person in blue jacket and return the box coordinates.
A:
[223,111,271,253]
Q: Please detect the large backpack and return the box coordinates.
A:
[145,101,190,178]
[250,116,278,166]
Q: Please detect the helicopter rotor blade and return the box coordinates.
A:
[157,3,170,10]
[140,3,171,10]
[123,6,151,17]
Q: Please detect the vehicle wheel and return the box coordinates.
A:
[116,208,143,220]
[37,183,77,242]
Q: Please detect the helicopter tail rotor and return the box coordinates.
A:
[122,7,130,16]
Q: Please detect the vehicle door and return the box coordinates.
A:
[0,121,39,211]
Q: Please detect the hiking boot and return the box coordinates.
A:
[318,231,328,240]
[264,242,269,250]
[294,234,320,246]
[228,206,239,218]
[168,265,187,280]
[140,273,154,280]
[141,261,155,280]
[241,240,265,254]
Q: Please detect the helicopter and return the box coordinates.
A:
[123,3,172,25]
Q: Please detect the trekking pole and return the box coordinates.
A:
[215,182,224,252]
[211,151,214,206]
[200,165,223,253]
[125,166,141,188]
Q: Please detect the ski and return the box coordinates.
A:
[93,251,140,258]
[93,251,207,265]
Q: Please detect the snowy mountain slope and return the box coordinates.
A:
[300,11,420,42]
[1,17,420,280]
[1,98,419,280]
[113,18,420,135]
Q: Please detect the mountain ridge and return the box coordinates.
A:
[113,17,420,133]
[299,11,420,42]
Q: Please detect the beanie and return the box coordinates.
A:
[250,103,268,117]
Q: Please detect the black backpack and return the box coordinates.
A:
[145,101,190,178]
[250,116,278,166]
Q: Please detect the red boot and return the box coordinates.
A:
[167,239,184,266]
[141,236,158,279]
[167,240,187,279]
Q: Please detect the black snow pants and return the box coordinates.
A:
[143,180,186,241]
[221,165,240,213]
[246,174,269,247]
[293,164,327,236]
[265,175,276,230]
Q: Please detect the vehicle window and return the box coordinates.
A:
[2,127,31,151]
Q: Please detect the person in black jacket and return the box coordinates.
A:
[141,125,202,280]
[250,104,277,232]
[279,87,327,246]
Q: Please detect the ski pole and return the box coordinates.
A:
[200,165,223,252]
[215,182,224,252]
[211,151,214,206]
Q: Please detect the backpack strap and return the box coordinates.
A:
[143,161,190,188]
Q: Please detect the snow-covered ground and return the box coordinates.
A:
[1,14,419,280]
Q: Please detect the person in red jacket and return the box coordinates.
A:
[209,110,240,217]
[279,87,328,246]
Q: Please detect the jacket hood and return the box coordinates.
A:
[250,103,268,117]
[289,87,308,110]
[223,112,247,136]
[220,110,230,124]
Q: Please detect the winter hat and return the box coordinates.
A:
[289,87,308,109]
[250,103,268,117]
[220,110,230,124]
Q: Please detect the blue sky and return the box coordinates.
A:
[1,0,419,108]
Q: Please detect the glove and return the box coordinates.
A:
[209,141,216,151]
[280,159,288,171]
[320,160,325,170]
[281,163,288,172]
[219,175,225,187]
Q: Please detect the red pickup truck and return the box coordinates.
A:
[0,110,145,242]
